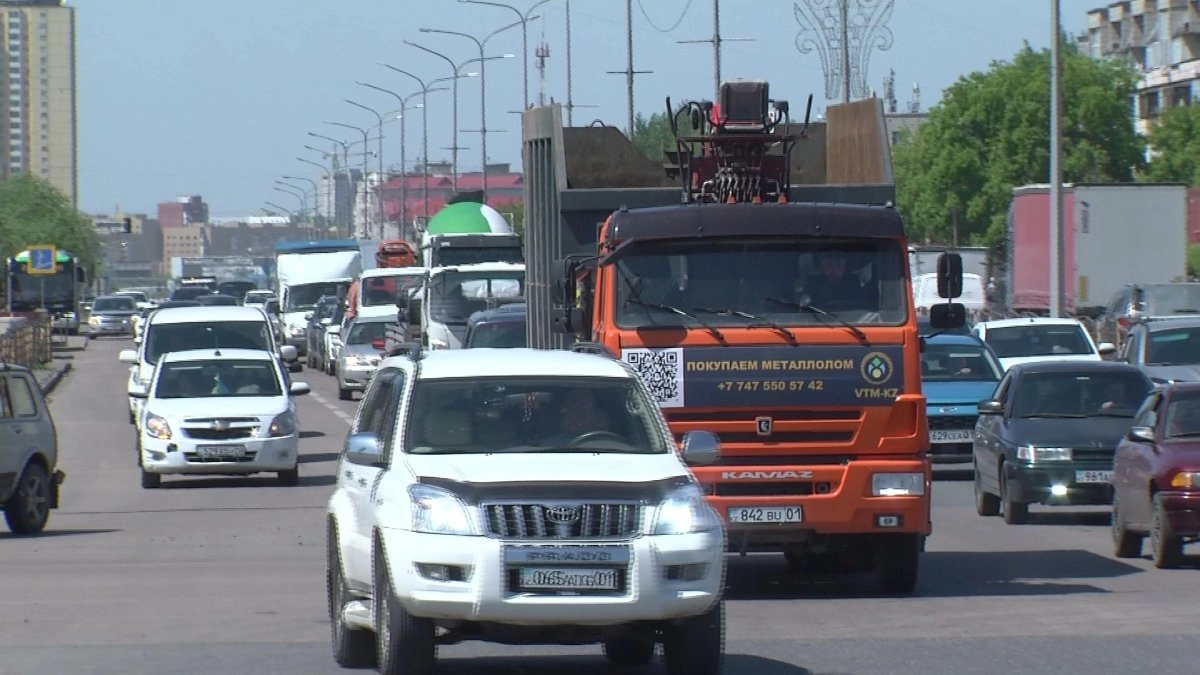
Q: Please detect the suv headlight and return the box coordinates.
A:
[267,411,296,437]
[871,472,926,496]
[145,413,172,440]
[1016,445,1072,462]
[409,484,478,535]
[652,484,721,535]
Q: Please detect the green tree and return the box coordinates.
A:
[0,173,101,277]
[894,41,1144,250]
[1144,104,1200,185]
[631,111,676,161]
[1188,243,1200,278]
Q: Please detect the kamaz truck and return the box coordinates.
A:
[522,80,964,593]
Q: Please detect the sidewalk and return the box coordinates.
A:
[37,334,88,395]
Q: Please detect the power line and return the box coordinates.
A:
[636,0,693,33]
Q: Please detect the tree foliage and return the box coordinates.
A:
[631,111,676,161]
[0,173,100,276]
[894,42,1145,251]
[1145,104,1200,185]
[1188,243,1200,278]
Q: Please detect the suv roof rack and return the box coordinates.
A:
[570,341,616,358]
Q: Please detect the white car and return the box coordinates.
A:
[243,290,276,309]
[325,347,727,674]
[972,317,1116,371]
[132,348,310,489]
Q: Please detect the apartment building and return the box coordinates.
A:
[1081,0,1200,135]
[0,0,76,204]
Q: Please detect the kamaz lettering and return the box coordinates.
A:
[721,470,815,481]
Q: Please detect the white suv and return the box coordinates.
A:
[325,347,727,674]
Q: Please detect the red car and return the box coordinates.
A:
[1111,382,1200,568]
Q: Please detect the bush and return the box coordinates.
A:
[1189,243,1200,279]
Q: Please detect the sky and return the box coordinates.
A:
[74,0,1102,218]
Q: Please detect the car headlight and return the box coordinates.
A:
[145,413,172,440]
[1016,445,1072,462]
[652,484,722,535]
[871,472,926,496]
[88,316,100,325]
[408,484,478,535]
[267,411,296,437]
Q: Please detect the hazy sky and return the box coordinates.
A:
[75,0,1101,218]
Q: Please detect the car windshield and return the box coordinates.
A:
[1145,326,1200,365]
[115,291,148,303]
[404,377,670,455]
[145,321,273,363]
[613,237,908,327]
[346,321,390,345]
[92,296,135,312]
[465,321,527,348]
[1011,371,1151,418]
[1144,284,1200,316]
[983,324,1092,359]
[428,271,524,324]
[361,275,423,307]
[920,343,1002,382]
[154,359,282,398]
[1164,394,1200,438]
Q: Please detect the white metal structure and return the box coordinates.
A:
[133,348,310,488]
[407,262,525,350]
[325,348,727,674]
[972,317,1116,371]
[354,267,425,320]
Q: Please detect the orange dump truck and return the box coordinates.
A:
[522,80,965,592]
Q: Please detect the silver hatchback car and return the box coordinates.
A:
[0,364,64,535]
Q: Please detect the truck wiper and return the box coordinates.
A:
[766,297,870,346]
[625,297,727,344]
[692,306,796,344]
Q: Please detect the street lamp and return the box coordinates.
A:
[345,100,387,239]
[405,39,487,191]
[282,175,319,226]
[264,201,294,222]
[419,22,521,200]
[308,132,354,237]
[275,181,310,219]
[272,186,306,222]
[459,0,553,109]
[325,121,371,239]
[379,64,446,219]
[295,157,332,226]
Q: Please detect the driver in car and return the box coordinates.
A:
[799,251,863,308]
[541,389,612,446]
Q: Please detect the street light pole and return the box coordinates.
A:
[379,64,441,219]
[295,157,332,228]
[282,175,319,227]
[459,0,553,110]
[264,201,294,222]
[273,186,306,223]
[405,40,472,192]
[275,181,310,219]
[345,100,386,239]
[307,132,353,237]
[325,121,371,239]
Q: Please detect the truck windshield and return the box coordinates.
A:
[428,271,524,324]
[613,238,908,328]
[361,275,423,307]
[284,282,344,312]
[433,247,523,267]
[404,377,670,455]
[145,321,273,364]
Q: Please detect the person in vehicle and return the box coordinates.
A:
[800,251,864,308]
[540,389,613,446]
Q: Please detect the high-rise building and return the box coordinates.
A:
[0,0,76,205]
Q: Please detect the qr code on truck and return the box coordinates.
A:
[622,348,684,408]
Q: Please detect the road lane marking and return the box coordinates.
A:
[310,391,354,425]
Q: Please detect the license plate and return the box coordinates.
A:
[930,429,973,443]
[518,567,618,591]
[727,506,803,523]
[196,445,247,459]
[1075,470,1112,484]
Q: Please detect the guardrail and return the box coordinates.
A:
[0,315,53,369]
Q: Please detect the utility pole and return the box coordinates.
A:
[1049,0,1065,317]
[566,0,573,124]
[607,0,652,136]
[678,0,754,100]
[841,0,851,104]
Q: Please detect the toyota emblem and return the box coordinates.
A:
[544,505,580,524]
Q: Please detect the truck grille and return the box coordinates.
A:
[929,415,977,430]
[483,503,642,539]
[708,481,833,497]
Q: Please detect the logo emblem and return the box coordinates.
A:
[211,419,230,431]
[755,416,773,436]
[860,351,895,385]
[939,407,958,414]
[544,505,580,524]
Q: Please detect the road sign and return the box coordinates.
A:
[27,245,57,275]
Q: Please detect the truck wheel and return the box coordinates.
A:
[974,467,1000,517]
[1001,470,1028,525]
[662,601,723,675]
[339,387,353,401]
[327,525,376,668]
[603,636,655,666]
[875,533,921,594]
[141,469,161,489]
[1111,492,1144,559]
[277,467,299,487]
[375,546,436,675]
[4,463,51,535]
[1150,493,1183,569]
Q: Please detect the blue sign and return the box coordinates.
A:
[621,344,906,408]
[27,246,57,275]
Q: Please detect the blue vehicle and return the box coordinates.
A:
[921,333,1004,464]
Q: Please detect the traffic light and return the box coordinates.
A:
[122,217,132,233]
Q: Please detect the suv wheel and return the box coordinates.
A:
[375,545,436,674]
[974,464,1000,517]
[875,533,921,594]
[603,636,656,666]
[327,525,376,667]
[662,601,723,675]
[141,469,161,489]
[1001,469,1028,525]
[1150,493,1183,569]
[1111,491,1144,559]
[4,462,51,535]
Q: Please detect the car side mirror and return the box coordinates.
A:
[328,325,341,335]
[680,430,721,466]
[1097,342,1116,356]
[977,400,1004,415]
[320,317,332,326]
[279,345,298,361]
[936,252,963,299]
[118,349,139,364]
[304,313,314,321]
[1127,426,1154,443]
[406,297,422,325]
[133,336,142,344]
[345,431,384,467]
[129,389,149,399]
[289,382,311,396]
[929,302,966,330]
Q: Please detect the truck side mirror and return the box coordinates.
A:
[76,267,85,283]
[929,302,966,330]
[406,297,422,325]
[937,252,963,299]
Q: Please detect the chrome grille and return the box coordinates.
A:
[483,503,642,539]
[184,427,257,440]
[184,417,259,424]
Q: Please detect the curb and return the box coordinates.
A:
[40,360,72,395]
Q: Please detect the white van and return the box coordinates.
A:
[913,272,985,314]
[119,306,297,424]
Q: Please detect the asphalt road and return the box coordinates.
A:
[3,338,1199,675]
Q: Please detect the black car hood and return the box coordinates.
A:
[1142,364,1200,384]
[1006,416,1134,448]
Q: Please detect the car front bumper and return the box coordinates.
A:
[338,364,378,390]
[380,529,724,625]
[1159,490,1200,535]
[140,434,299,474]
[89,322,131,335]
[1004,461,1114,505]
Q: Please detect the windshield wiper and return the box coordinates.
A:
[1021,413,1086,418]
[692,306,797,344]
[1090,410,1134,417]
[625,297,727,344]
[766,297,870,346]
